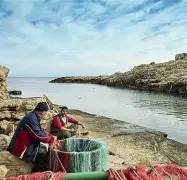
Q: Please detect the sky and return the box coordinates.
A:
[0,0,187,77]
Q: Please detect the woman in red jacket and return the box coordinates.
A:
[51,106,85,139]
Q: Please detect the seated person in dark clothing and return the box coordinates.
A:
[51,106,85,139]
[7,102,55,172]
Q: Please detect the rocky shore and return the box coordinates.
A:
[2,64,187,178]
[68,110,187,169]
[50,53,187,95]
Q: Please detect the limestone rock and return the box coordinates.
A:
[0,66,9,81]
[0,97,47,120]
[9,90,22,95]
[11,111,26,120]
[0,66,9,100]
[0,121,15,136]
[0,111,11,119]
[175,53,187,60]
[0,151,34,178]
[0,165,8,179]
[0,99,23,111]
[0,134,11,151]
[49,53,187,95]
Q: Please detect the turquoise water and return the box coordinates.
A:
[7,77,187,144]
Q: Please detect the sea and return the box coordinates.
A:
[7,77,187,144]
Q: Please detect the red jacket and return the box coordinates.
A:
[51,113,79,131]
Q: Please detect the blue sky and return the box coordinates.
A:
[0,0,187,77]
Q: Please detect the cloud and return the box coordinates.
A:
[0,0,187,77]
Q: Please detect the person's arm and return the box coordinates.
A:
[66,115,85,128]
[61,126,75,132]
[25,118,52,143]
[53,115,75,132]
[77,122,85,128]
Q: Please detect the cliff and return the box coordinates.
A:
[50,53,187,95]
[0,66,10,100]
[0,66,57,178]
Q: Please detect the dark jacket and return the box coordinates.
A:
[7,111,52,161]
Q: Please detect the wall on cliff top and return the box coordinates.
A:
[0,66,9,100]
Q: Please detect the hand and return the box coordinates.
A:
[81,124,85,128]
[49,135,56,143]
[79,123,85,128]
[53,135,57,140]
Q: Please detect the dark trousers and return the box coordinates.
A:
[51,124,77,140]
[35,144,48,172]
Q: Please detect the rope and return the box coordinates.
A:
[106,164,187,180]
[55,150,66,172]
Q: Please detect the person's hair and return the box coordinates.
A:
[60,106,68,112]
[34,102,49,112]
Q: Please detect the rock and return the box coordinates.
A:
[0,120,11,135]
[0,97,50,120]
[11,111,26,120]
[150,62,155,65]
[108,155,126,169]
[9,90,22,95]
[49,53,187,96]
[0,111,11,119]
[49,75,109,84]
[175,53,187,60]
[0,121,15,136]
[0,66,9,81]
[0,134,11,151]
[0,165,8,179]
[0,66,9,100]
[0,151,34,178]
[0,99,23,111]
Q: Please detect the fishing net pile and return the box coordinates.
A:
[107,164,187,180]
[1,171,67,180]
[47,138,108,173]
[2,164,187,180]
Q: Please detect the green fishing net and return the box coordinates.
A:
[49,138,109,173]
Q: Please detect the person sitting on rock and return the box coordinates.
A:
[51,106,85,139]
[7,102,55,172]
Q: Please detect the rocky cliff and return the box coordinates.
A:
[50,53,187,95]
[0,66,58,178]
[0,95,57,178]
[0,66,9,100]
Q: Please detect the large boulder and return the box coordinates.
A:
[0,97,54,120]
[0,134,11,151]
[0,66,9,81]
[0,165,8,179]
[0,66,9,100]
[0,151,34,178]
[175,53,187,60]
[0,121,14,136]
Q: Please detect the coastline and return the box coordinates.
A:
[2,65,187,177]
[49,56,187,96]
[66,108,187,169]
